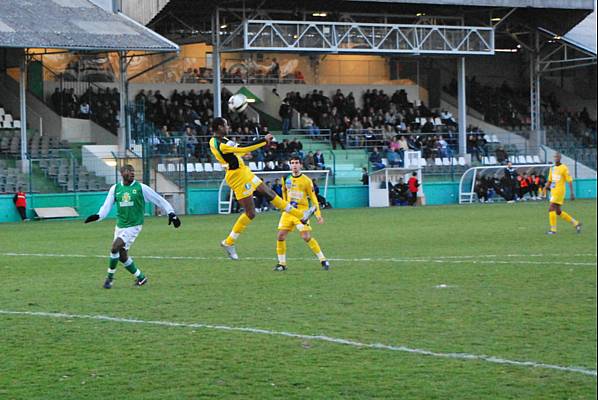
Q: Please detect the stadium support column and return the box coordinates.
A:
[457,57,467,156]
[118,51,128,153]
[19,52,29,173]
[213,8,222,118]
[530,31,542,151]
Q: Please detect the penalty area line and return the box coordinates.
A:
[1,252,595,267]
[0,309,595,378]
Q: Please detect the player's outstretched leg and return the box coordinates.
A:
[302,232,329,270]
[122,257,147,286]
[559,210,582,233]
[257,183,316,224]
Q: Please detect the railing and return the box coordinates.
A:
[35,59,118,134]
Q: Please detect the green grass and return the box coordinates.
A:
[0,201,596,399]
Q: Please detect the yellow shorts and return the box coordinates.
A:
[226,167,262,200]
[550,192,565,205]
[278,212,312,232]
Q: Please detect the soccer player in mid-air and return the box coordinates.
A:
[209,117,316,260]
[274,156,330,271]
[84,164,181,288]
[544,152,582,235]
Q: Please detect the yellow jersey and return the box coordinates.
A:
[209,136,266,170]
[548,163,572,196]
[282,173,321,217]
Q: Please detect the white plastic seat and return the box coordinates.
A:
[157,164,166,173]
[204,163,213,172]
[532,155,541,163]
[525,155,534,163]
[248,162,258,171]
[213,163,223,172]
[434,158,443,166]
[194,163,204,172]
[4,114,12,123]
[167,164,177,172]
[517,156,526,164]
[442,158,451,166]
[458,157,466,166]
[482,156,490,165]
[186,163,195,172]
[419,158,427,167]
[12,120,21,128]
[267,161,275,170]
[450,157,459,165]
[433,117,442,126]
[381,158,388,166]
[257,161,265,170]
[489,156,498,164]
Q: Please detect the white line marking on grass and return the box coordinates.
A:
[2,253,596,267]
[0,309,595,378]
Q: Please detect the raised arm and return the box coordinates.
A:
[220,139,267,154]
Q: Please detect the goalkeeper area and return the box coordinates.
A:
[0,201,596,399]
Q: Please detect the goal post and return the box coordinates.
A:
[218,169,331,214]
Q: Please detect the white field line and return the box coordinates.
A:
[0,310,595,378]
[1,252,596,267]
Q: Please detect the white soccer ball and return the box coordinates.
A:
[228,94,249,113]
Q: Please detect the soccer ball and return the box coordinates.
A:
[228,94,249,113]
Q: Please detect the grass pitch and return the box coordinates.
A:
[0,200,596,399]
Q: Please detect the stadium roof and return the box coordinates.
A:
[0,0,179,52]
[348,0,594,9]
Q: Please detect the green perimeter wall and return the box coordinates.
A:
[1,180,596,223]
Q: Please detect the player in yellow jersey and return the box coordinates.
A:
[544,152,582,235]
[209,117,316,259]
[274,156,330,271]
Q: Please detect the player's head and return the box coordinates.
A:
[412,171,417,177]
[554,152,561,165]
[212,117,229,137]
[120,164,135,184]
[289,156,302,174]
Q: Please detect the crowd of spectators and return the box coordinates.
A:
[282,87,466,169]
[49,86,120,132]
[445,76,597,148]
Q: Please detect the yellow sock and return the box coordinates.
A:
[307,238,326,261]
[276,240,286,265]
[270,195,304,219]
[225,213,252,245]
[559,211,577,226]
[549,211,557,232]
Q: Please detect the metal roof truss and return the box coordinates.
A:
[220,20,494,55]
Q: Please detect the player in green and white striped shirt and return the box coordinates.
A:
[84,164,181,288]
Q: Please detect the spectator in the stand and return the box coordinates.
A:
[314,150,325,169]
[279,99,292,134]
[440,109,457,127]
[360,167,369,185]
[369,147,385,170]
[386,148,401,167]
[184,126,199,159]
[301,113,320,137]
[407,172,419,206]
[495,145,509,164]
[437,135,450,158]
[268,58,280,82]
[422,117,435,133]
[304,151,316,170]
[79,101,91,119]
[13,188,27,221]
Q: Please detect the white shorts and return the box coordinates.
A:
[113,225,143,250]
